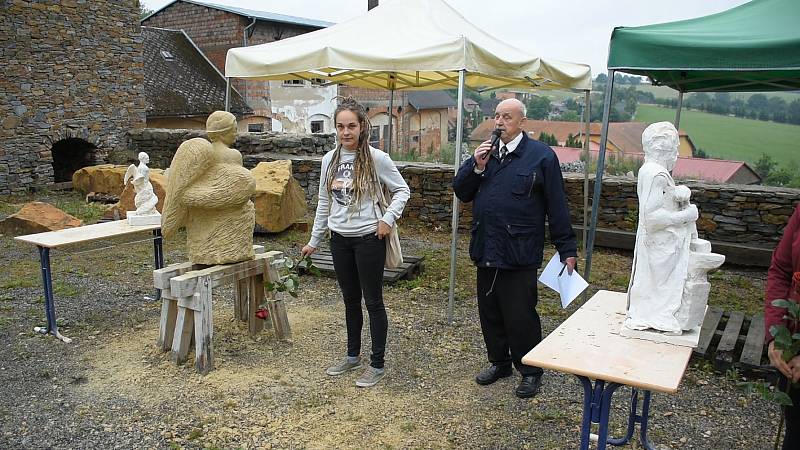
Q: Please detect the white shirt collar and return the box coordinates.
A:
[501,131,524,154]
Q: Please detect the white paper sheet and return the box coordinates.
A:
[538,252,589,308]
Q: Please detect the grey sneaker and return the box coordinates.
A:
[355,366,385,387]
[326,357,362,376]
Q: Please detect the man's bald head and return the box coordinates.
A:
[497,98,527,117]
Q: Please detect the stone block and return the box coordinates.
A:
[251,160,306,233]
[72,164,129,195]
[0,202,82,236]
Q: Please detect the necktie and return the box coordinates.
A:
[499,145,508,161]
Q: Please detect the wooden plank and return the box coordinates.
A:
[170,307,194,365]
[695,307,724,357]
[194,276,214,375]
[715,311,745,370]
[154,245,265,290]
[170,253,270,297]
[265,255,292,341]
[15,220,160,248]
[522,290,693,394]
[157,298,178,352]
[740,314,766,367]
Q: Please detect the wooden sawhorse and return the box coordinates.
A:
[153,246,291,374]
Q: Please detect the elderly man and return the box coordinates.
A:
[453,98,577,398]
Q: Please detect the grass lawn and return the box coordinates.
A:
[634,84,800,103]
[634,104,800,166]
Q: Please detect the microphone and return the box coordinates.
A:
[481,128,504,161]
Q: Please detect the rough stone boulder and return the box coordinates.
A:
[72,164,129,196]
[0,202,82,236]
[103,169,167,219]
[251,161,306,233]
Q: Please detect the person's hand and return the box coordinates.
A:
[564,257,578,275]
[769,340,793,379]
[789,355,800,383]
[473,140,492,171]
[300,245,317,259]
[376,220,391,239]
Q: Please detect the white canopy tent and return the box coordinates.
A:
[224,0,592,321]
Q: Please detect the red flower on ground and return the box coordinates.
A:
[255,307,269,320]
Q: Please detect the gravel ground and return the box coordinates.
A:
[0,214,782,450]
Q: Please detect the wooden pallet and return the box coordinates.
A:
[693,307,774,378]
[304,249,424,284]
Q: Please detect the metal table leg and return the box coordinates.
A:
[153,229,164,300]
[33,246,71,343]
[576,376,656,450]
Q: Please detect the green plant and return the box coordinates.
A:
[259,255,319,318]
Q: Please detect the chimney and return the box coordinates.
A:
[368,0,378,11]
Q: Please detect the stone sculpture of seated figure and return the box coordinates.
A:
[161,111,256,265]
[625,122,724,335]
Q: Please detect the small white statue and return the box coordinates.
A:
[124,152,161,225]
[625,122,724,337]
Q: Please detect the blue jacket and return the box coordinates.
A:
[453,132,577,270]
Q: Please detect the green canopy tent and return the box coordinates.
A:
[584,0,800,283]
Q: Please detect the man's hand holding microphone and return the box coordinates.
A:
[473,128,504,172]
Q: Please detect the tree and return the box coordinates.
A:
[747,93,769,116]
[711,93,731,115]
[693,147,710,159]
[565,133,583,149]
[140,4,153,20]
[754,153,777,179]
[787,99,800,125]
[526,96,551,120]
[559,110,581,122]
[538,132,558,146]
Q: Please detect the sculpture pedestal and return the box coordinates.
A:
[153,246,291,374]
[127,212,161,226]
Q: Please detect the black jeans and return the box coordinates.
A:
[477,267,543,376]
[779,375,800,449]
[330,231,387,369]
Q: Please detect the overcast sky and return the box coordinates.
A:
[141,0,750,76]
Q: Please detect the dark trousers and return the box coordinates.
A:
[330,231,387,369]
[477,267,543,376]
[780,376,800,450]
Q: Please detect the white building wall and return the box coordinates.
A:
[268,81,337,133]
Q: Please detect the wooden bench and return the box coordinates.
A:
[305,249,424,284]
[694,307,773,378]
[153,246,291,374]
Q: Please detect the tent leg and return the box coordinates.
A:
[225,77,230,112]
[674,91,683,130]
[582,90,591,256]
[447,69,466,324]
[584,70,616,291]
[387,89,394,153]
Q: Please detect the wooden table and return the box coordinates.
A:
[15,220,163,343]
[522,290,693,450]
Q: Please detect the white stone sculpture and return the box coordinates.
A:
[124,152,161,226]
[624,122,725,341]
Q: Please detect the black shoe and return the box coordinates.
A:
[475,365,513,385]
[515,374,542,398]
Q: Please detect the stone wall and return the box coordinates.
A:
[0,1,146,194]
[124,129,799,249]
[118,129,336,168]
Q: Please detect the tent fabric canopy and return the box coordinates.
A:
[225,0,591,92]
[607,0,800,92]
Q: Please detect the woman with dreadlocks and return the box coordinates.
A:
[301,97,410,388]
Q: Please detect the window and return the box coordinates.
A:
[282,79,305,86]
[310,120,324,133]
[310,78,326,86]
[248,123,263,132]
[160,50,174,61]
[369,126,380,147]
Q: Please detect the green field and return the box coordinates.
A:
[634,84,800,103]
[634,104,800,166]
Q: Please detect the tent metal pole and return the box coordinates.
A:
[582,90,591,256]
[447,69,466,324]
[225,77,230,112]
[583,70,616,290]
[674,91,684,130]
[387,89,394,153]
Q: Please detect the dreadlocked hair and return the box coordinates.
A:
[326,96,380,212]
